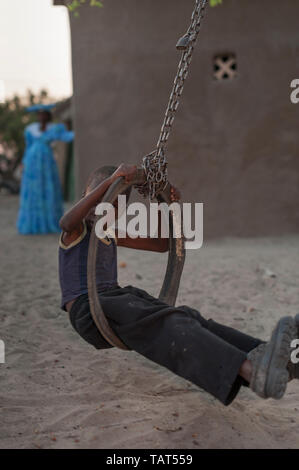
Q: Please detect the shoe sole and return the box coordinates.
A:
[254,316,296,399]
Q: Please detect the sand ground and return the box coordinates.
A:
[1,195,299,449]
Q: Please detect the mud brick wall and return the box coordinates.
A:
[55,0,299,237]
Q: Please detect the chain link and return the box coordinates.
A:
[137,0,208,200]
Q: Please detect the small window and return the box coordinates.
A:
[213,54,237,80]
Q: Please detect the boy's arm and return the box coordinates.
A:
[116,215,169,252]
[116,184,181,253]
[59,164,137,240]
[60,176,114,234]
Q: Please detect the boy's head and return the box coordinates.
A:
[85,166,117,195]
[84,166,132,226]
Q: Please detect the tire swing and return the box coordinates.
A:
[87,0,208,350]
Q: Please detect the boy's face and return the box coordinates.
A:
[84,177,130,228]
[86,205,97,225]
[112,199,119,219]
[84,184,118,228]
[84,185,97,225]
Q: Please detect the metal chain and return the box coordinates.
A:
[138,0,208,200]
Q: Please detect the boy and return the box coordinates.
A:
[59,164,298,406]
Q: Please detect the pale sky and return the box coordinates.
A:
[0,0,72,101]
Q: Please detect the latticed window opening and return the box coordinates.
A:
[213,54,237,80]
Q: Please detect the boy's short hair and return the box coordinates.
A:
[84,165,132,200]
[85,166,117,192]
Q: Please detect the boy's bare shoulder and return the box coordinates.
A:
[60,221,86,248]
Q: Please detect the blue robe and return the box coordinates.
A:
[17,122,74,235]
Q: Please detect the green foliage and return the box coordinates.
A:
[0,90,49,167]
[68,0,103,17]
[68,0,221,17]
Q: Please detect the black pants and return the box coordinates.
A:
[69,285,263,406]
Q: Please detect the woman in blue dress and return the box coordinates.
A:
[17,104,74,235]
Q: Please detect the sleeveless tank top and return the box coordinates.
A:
[58,221,118,310]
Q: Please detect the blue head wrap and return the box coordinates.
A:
[26,104,56,113]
